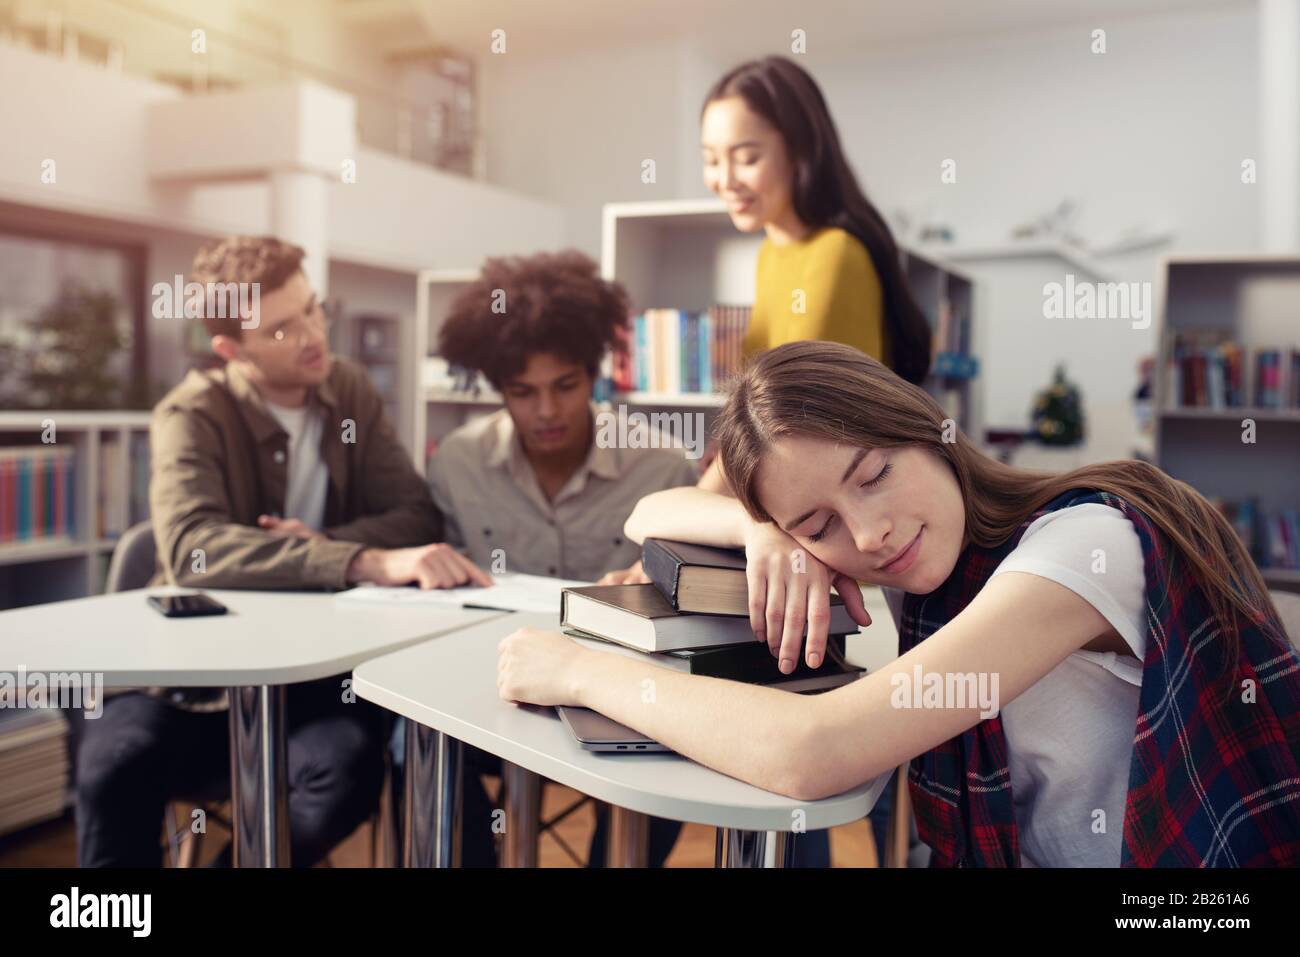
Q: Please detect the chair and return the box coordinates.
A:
[103,522,226,865]
[103,521,159,594]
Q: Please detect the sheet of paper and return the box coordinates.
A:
[335,572,590,615]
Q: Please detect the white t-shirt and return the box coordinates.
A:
[990,503,1147,868]
[264,400,328,531]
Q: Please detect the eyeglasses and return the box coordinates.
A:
[264,299,337,346]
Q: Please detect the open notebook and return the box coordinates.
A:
[334,572,589,615]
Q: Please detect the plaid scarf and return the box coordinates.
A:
[899,488,1300,867]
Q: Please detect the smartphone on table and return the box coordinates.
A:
[147,593,229,618]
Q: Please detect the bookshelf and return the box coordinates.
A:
[600,199,978,436]
[1153,254,1300,593]
[414,269,503,472]
[0,411,151,610]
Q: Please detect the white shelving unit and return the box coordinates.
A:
[600,198,979,435]
[1153,254,1300,593]
[413,269,503,472]
[0,411,151,609]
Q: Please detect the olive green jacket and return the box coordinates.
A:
[148,357,442,591]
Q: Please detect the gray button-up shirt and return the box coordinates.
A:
[428,408,699,582]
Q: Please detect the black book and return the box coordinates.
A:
[563,627,860,688]
[644,537,853,617]
[642,538,750,615]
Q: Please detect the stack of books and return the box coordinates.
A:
[560,538,864,692]
[1165,334,1300,410]
[610,305,751,395]
[1216,498,1300,571]
[0,689,70,838]
[0,446,76,547]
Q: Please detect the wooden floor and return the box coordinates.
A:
[0,778,880,868]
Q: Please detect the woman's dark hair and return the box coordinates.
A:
[438,249,629,389]
[703,56,932,384]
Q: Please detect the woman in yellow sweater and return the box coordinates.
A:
[694,56,931,865]
[700,56,931,384]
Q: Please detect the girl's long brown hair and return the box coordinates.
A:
[716,341,1287,683]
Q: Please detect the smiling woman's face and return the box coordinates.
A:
[700,96,796,234]
[752,436,967,594]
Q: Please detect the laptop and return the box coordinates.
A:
[556,706,673,753]
[556,672,859,753]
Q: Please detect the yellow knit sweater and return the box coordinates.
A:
[742,226,890,365]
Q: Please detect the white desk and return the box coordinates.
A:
[0,587,505,866]
[353,612,890,868]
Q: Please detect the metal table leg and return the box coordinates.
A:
[404,723,463,867]
[228,685,289,868]
[607,806,649,867]
[715,828,795,868]
[501,762,541,867]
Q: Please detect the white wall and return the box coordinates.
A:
[479,38,712,255]
[814,6,1258,456]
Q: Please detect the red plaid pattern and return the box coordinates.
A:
[899,488,1300,867]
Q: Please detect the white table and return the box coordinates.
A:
[0,587,505,866]
[353,612,890,868]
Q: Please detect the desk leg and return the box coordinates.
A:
[228,685,289,868]
[606,807,649,867]
[715,828,794,868]
[501,762,541,867]
[404,723,462,867]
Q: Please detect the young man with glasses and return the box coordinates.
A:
[75,235,488,867]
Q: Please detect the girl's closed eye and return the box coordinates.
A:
[862,462,892,488]
[808,463,892,541]
[809,515,835,543]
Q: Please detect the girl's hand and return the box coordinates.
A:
[497,627,589,707]
[743,522,872,675]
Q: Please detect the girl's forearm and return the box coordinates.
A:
[623,486,752,547]
[570,647,829,799]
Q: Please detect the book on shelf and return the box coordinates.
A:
[1215,498,1300,571]
[933,297,973,356]
[612,305,751,396]
[561,582,861,654]
[129,432,150,528]
[97,439,128,539]
[0,446,75,546]
[563,627,862,692]
[1165,333,1298,410]
[1253,349,1300,409]
[931,352,979,379]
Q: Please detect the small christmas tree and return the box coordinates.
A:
[1031,364,1085,446]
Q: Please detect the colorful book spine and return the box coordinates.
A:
[622,305,752,395]
[0,447,76,547]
